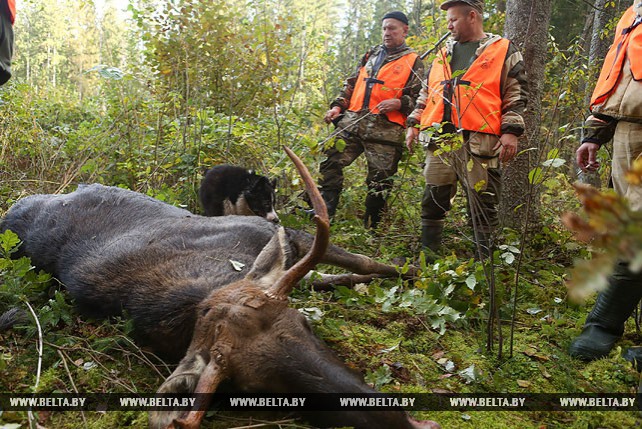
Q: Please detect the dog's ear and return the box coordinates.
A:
[270,177,277,190]
[245,173,262,192]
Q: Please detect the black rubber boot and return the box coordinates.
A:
[622,347,642,371]
[569,262,642,361]
[322,190,340,218]
[363,193,386,229]
[421,221,444,262]
[305,189,340,218]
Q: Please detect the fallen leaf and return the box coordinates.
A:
[523,347,550,362]
[229,259,245,271]
[432,350,445,360]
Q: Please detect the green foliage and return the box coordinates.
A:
[333,281,462,337]
[0,230,52,311]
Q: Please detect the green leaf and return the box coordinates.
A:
[365,364,393,389]
[465,274,477,290]
[11,257,34,277]
[0,230,21,255]
[501,252,515,264]
[458,364,481,384]
[473,179,486,192]
[541,158,566,168]
[528,167,544,184]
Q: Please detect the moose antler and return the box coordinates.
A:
[168,349,227,429]
[266,146,330,300]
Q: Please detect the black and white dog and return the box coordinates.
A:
[198,165,279,222]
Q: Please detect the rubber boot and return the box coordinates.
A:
[363,193,386,229]
[305,189,340,218]
[421,221,444,263]
[622,347,642,371]
[569,262,642,361]
[322,190,340,218]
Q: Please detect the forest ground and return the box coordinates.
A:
[2,150,642,429]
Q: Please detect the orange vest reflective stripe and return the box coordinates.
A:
[420,38,509,135]
[6,0,15,24]
[590,7,642,109]
[348,52,418,126]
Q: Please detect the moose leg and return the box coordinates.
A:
[303,272,387,290]
[288,229,414,277]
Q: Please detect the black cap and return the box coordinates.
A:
[382,11,409,25]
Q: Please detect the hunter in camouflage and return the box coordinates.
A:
[406,0,527,259]
[315,11,424,229]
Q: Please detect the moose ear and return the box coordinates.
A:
[245,227,294,288]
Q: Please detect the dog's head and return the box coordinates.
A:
[245,173,278,223]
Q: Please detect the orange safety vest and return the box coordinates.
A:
[420,38,510,135]
[348,52,419,126]
[6,0,15,24]
[589,6,642,109]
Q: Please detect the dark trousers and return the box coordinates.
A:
[319,133,403,205]
[421,167,501,235]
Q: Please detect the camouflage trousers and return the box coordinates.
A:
[319,113,404,199]
[612,121,642,212]
[0,10,13,85]
[420,132,502,234]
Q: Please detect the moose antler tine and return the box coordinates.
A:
[169,359,226,429]
[267,147,330,299]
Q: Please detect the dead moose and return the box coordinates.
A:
[0,147,440,429]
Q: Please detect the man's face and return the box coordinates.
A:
[382,18,408,49]
[446,6,475,42]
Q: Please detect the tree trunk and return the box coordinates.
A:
[500,0,554,228]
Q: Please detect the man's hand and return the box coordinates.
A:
[324,106,342,124]
[405,127,419,153]
[494,133,519,163]
[576,142,601,171]
[376,98,401,114]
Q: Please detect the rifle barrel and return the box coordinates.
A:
[420,32,451,60]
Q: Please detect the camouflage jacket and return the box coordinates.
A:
[407,33,528,137]
[331,43,425,121]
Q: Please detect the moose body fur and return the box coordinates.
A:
[1,182,438,429]
[3,184,314,359]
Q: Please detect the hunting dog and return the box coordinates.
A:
[199,165,278,222]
